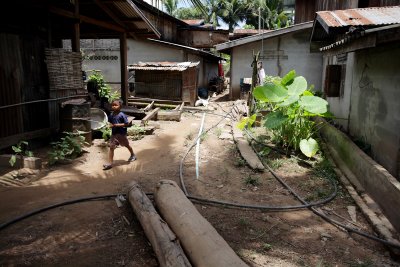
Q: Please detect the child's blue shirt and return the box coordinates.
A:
[108,111,128,135]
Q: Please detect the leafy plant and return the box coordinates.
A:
[100,126,112,141]
[237,114,257,130]
[127,124,146,141]
[48,131,88,165]
[244,175,260,186]
[87,70,120,103]
[252,70,331,157]
[9,141,33,168]
[262,243,273,251]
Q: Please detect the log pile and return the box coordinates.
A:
[126,180,248,267]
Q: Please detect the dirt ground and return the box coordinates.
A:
[0,93,399,267]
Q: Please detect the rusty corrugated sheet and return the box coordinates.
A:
[182,19,205,26]
[128,62,200,71]
[113,0,161,37]
[317,6,400,27]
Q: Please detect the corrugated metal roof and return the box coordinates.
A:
[111,0,161,38]
[147,38,223,60]
[128,61,200,71]
[317,6,400,28]
[319,24,400,51]
[182,19,205,26]
[216,22,313,52]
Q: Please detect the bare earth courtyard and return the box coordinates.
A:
[0,95,399,267]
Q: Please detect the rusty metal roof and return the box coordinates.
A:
[182,19,205,26]
[128,62,200,71]
[317,6,400,28]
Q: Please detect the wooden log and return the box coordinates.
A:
[129,101,178,109]
[128,97,183,105]
[158,110,182,122]
[141,107,160,126]
[179,102,185,111]
[154,180,248,267]
[127,182,192,267]
[143,101,155,112]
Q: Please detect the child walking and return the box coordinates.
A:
[103,99,136,170]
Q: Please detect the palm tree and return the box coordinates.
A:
[164,0,178,16]
[244,0,289,30]
[220,0,246,32]
[204,0,224,28]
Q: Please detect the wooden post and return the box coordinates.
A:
[154,180,248,267]
[127,181,192,267]
[71,0,80,52]
[120,33,128,104]
[248,51,259,115]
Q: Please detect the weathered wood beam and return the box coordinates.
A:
[48,6,125,32]
[71,0,80,52]
[0,128,54,150]
[127,181,192,267]
[130,102,177,109]
[120,33,128,104]
[143,101,155,112]
[93,0,137,39]
[128,97,183,105]
[154,180,248,267]
[141,107,160,125]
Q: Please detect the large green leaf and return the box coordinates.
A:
[278,94,299,107]
[302,90,314,96]
[253,83,287,103]
[12,146,22,153]
[281,70,296,86]
[264,111,288,129]
[300,138,319,158]
[9,155,16,166]
[287,76,307,96]
[237,114,257,130]
[299,96,328,114]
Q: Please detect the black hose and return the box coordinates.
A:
[181,105,400,249]
[178,107,338,211]
[0,194,120,231]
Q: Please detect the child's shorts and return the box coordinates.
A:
[109,134,130,149]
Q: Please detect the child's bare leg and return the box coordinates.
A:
[108,147,115,165]
[127,145,134,156]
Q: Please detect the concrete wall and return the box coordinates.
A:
[230,28,323,99]
[319,118,400,233]
[348,45,400,178]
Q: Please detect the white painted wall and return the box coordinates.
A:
[347,46,400,177]
[127,39,185,63]
[230,29,323,99]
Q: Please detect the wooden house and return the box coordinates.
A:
[128,62,199,106]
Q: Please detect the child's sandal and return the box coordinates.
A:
[103,164,112,170]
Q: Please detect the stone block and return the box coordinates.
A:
[0,154,42,170]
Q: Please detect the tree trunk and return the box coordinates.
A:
[154,180,249,267]
[127,181,192,267]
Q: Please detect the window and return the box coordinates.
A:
[324,64,345,97]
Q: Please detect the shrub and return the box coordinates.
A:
[252,70,331,157]
[48,132,88,165]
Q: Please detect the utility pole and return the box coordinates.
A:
[258,7,261,34]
